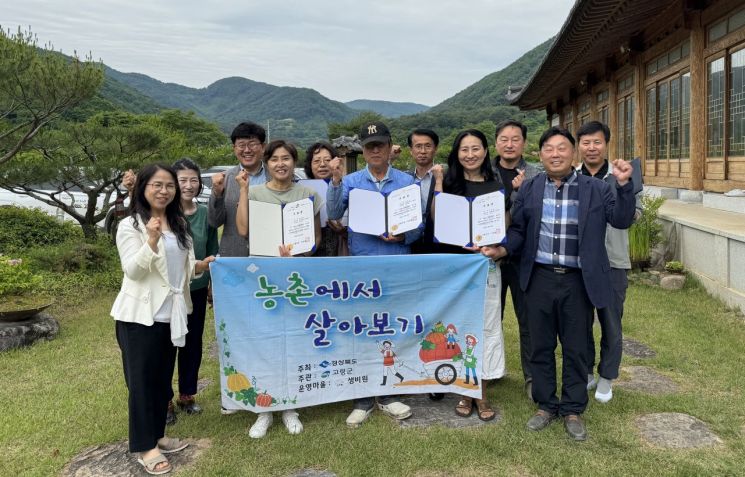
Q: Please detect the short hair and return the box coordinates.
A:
[407,128,439,147]
[230,122,266,144]
[172,157,204,197]
[304,141,338,179]
[495,119,527,141]
[538,126,575,149]
[576,120,611,143]
[263,139,298,163]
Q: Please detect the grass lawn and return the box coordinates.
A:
[1,276,744,476]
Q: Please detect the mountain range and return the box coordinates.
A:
[86,38,553,145]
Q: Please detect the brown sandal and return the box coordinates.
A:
[475,399,496,421]
[455,397,473,417]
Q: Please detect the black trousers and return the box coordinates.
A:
[176,287,209,396]
[588,268,628,380]
[500,259,532,382]
[525,266,593,416]
[116,321,176,453]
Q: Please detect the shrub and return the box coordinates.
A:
[665,260,685,274]
[0,206,82,254]
[0,257,40,296]
[629,195,666,264]
[26,237,118,273]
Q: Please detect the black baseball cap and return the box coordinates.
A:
[359,121,392,146]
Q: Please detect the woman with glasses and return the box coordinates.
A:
[431,129,508,422]
[304,141,348,256]
[111,163,215,475]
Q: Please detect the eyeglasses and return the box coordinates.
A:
[412,144,434,151]
[147,182,177,192]
[234,141,263,151]
[311,158,331,165]
[177,178,200,186]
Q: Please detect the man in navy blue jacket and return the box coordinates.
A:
[493,127,635,441]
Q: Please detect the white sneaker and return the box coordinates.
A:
[248,412,273,439]
[586,374,597,391]
[221,406,240,415]
[282,410,303,435]
[377,401,412,420]
[346,408,373,428]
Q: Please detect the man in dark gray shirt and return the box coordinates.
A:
[208,122,269,257]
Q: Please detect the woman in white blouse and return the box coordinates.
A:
[111,163,214,475]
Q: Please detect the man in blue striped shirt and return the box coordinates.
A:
[494,127,636,441]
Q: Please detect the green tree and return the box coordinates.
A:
[0,112,178,239]
[328,111,384,140]
[0,28,103,166]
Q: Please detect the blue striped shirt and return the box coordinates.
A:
[536,170,580,268]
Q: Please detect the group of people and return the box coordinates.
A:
[110,116,639,474]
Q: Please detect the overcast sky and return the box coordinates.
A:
[4,0,575,106]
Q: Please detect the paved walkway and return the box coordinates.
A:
[660,200,745,241]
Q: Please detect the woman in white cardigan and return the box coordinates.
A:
[111,164,214,475]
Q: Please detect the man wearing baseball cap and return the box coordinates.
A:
[327,120,423,427]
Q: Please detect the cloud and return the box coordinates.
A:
[3,0,574,105]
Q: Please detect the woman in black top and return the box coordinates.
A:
[431,129,508,421]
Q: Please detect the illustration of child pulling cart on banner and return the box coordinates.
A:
[378,321,478,389]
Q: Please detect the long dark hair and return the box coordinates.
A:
[443,129,496,195]
[129,163,191,250]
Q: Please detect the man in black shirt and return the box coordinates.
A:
[492,120,539,400]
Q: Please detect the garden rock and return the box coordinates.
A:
[208,340,219,360]
[622,338,657,359]
[616,366,678,395]
[286,470,337,477]
[636,413,722,448]
[398,394,501,429]
[660,274,685,290]
[196,377,213,393]
[0,312,59,352]
[61,438,211,476]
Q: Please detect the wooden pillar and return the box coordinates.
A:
[590,88,598,121]
[633,55,646,173]
[689,12,705,191]
[609,79,618,159]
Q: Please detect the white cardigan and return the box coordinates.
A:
[110,216,198,345]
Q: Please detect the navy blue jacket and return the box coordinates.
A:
[504,172,636,309]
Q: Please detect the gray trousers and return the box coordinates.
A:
[588,268,628,380]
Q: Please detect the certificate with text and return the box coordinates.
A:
[348,184,422,237]
[434,191,505,247]
[249,198,316,256]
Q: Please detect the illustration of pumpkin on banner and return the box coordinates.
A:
[218,319,296,408]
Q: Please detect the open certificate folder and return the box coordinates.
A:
[348,184,422,236]
[434,191,506,247]
[248,198,316,256]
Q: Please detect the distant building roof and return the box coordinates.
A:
[511,0,677,110]
[332,135,362,153]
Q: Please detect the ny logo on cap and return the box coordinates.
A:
[367,124,377,134]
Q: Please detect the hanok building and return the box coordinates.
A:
[512,0,745,312]
[513,0,745,193]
